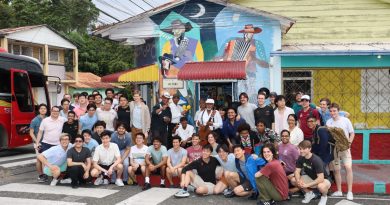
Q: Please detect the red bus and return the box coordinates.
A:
[0,51,56,149]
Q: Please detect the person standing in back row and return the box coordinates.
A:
[237,92,257,131]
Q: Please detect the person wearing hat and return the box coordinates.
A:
[297,95,321,141]
[292,92,317,116]
[196,99,223,145]
[150,92,172,147]
[161,19,204,70]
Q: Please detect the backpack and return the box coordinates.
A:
[326,126,350,152]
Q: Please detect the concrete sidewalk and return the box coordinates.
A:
[332,164,390,194]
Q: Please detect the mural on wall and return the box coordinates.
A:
[134,38,157,67]
[150,0,279,104]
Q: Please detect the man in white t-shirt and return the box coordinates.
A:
[96,98,118,131]
[326,103,354,201]
[166,136,188,187]
[174,117,194,147]
[36,106,67,152]
[128,132,149,185]
[90,131,124,187]
[237,92,257,131]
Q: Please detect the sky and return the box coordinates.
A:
[92,0,172,25]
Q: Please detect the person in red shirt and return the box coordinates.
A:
[297,95,320,140]
[255,143,289,205]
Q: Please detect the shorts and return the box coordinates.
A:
[151,167,162,175]
[191,175,215,195]
[240,179,253,191]
[301,175,330,189]
[135,166,143,175]
[332,148,352,170]
[43,163,67,176]
[41,142,55,153]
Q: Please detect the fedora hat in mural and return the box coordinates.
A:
[238,24,262,34]
[159,53,176,64]
[161,19,193,34]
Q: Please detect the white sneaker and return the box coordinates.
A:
[50,178,58,186]
[115,179,124,187]
[94,175,103,186]
[60,178,72,184]
[302,191,316,203]
[347,192,353,200]
[103,179,109,185]
[318,196,327,205]
[174,189,190,198]
[331,191,343,197]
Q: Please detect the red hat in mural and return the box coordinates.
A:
[161,19,193,34]
[238,24,262,34]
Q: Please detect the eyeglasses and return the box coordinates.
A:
[307,120,315,123]
[75,140,83,143]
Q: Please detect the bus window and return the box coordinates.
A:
[0,70,11,103]
[13,72,34,112]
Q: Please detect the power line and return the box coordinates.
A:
[128,0,147,12]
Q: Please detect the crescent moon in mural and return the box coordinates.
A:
[189,4,205,18]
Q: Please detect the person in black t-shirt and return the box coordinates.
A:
[116,95,131,132]
[254,92,275,129]
[62,111,79,143]
[174,144,224,198]
[291,140,330,205]
[66,134,92,188]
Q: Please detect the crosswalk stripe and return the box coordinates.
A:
[116,187,180,205]
[0,153,36,163]
[0,183,119,198]
[0,197,86,205]
[0,159,36,168]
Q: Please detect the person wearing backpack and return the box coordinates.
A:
[326,103,354,201]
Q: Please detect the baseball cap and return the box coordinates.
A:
[301,95,310,101]
[162,92,171,99]
[205,99,215,104]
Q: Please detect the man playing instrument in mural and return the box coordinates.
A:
[218,24,269,103]
[160,19,204,78]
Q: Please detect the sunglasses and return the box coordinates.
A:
[75,140,83,143]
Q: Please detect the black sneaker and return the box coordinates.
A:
[257,200,276,205]
[160,183,166,188]
[132,181,138,186]
[224,190,235,198]
[248,192,259,200]
[37,174,47,183]
[142,183,151,190]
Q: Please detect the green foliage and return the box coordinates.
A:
[0,0,133,76]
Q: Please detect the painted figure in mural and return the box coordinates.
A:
[160,19,204,78]
[218,24,269,103]
[159,53,176,78]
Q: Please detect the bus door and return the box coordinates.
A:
[10,69,35,148]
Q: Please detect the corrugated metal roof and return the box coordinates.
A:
[101,64,159,82]
[177,61,246,80]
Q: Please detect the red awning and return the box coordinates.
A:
[177,61,246,80]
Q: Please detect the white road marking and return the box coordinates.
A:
[0,183,118,198]
[0,197,86,205]
[116,187,180,205]
[335,199,361,205]
[0,153,36,163]
[0,159,36,168]
[330,196,390,201]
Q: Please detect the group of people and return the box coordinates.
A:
[29,87,355,205]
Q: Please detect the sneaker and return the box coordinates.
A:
[37,174,46,183]
[115,179,124,187]
[160,183,166,188]
[132,181,138,186]
[72,184,79,189]
[224,189,235,198]
[223,188,230,195]
[318,196,327,205]
[94,175,103,186]
[257,200,275,205]
[347,192,353,200]
[186,184,196,192]
[302,191,316,203]
[248,192,258,200]
[142,182,151,190]
[60,178,72,184]
[103,179,109,185]
[331,191,343,197]
[174,189,190,198]
[50,178,58,186]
